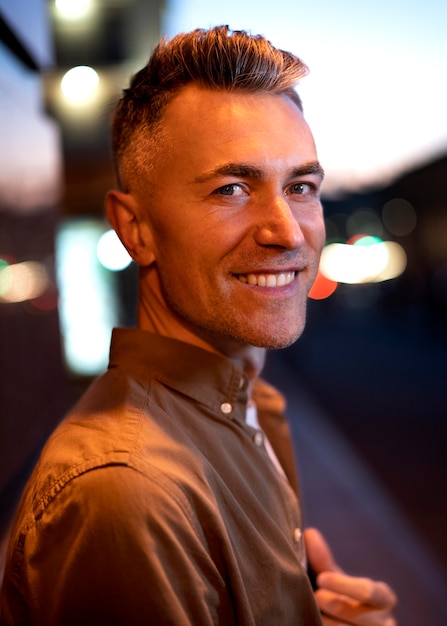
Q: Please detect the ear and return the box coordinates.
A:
[105,189,156,267]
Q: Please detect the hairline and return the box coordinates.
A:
[118,85,305,193]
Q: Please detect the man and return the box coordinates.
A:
[0,26,397,625]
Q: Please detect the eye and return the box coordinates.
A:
[214,183,245,196]
[288,182,312,195]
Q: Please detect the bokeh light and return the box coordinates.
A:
[320,239,407,284]
[370,242,407,282]
[0,261,49,303]
[97,229,132,271]
[320,242,386,284]
[0,258,12,298]
[324,213,349,242]
[56,219,121,375]
[382,198,417,236]
[60,66,99,104]
[55,0,94,21]
[308,270,338,300]
[346,208,383,239]
[349,234,382,246]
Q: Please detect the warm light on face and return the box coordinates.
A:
[135,86,324,350]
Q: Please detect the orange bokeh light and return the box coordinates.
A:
[309,270,338,300]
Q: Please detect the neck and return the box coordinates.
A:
[137,266,267,384]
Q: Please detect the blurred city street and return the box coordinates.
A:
[265,297,447,626]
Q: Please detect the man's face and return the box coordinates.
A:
[134,85,325,350]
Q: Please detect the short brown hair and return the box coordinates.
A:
[112,25,309,190]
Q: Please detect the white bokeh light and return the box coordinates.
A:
[97,229,132,272]
[56,220,120,376]
[60,66,99,104]
[0,261,49,303]
[55,0,94,21]
[320,240,407,284]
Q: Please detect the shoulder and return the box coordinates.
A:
[48,463,202,533]
[6,454,212,584]
[1,463,225,626]
[9,365,207,537]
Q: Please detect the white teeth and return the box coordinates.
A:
[276,274,286,287]
[238,272,295,287]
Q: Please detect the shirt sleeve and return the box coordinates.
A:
[9,464,234,626]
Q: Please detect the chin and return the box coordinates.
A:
[253,334,303,350]
[191,308,307,352]
[236,323,306,351]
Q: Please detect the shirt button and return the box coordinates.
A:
[253,431,264,446]
[293,528,302,544]
[220,402,233,415]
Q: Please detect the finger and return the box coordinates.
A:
[315,589,358,625]
[321,612,352,626]
[317,572,398,609]
[316,589,397,626]
[321,615,351,626]
[304,527,343,575]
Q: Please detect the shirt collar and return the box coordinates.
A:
[108,328,248,420]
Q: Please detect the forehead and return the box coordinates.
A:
[161,85,315,151]
[137,85,319,190]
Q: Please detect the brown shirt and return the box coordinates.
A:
[1,329,322,626]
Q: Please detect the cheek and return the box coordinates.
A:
[302,214,326,253]
[316,224,327,253]
[155,234,213,292]
[151,219,191,262]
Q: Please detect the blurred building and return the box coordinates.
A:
[47,0,165,217]
[1,0,64,573]
[0,0,164,578]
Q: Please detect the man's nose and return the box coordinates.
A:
[254,195,305,250]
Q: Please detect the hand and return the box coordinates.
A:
[304,528,398,626]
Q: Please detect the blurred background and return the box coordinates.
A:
[0,1,446,623]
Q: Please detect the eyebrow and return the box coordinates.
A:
[192,160,325,184]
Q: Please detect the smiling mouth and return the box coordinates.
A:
[236,271,296,287]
